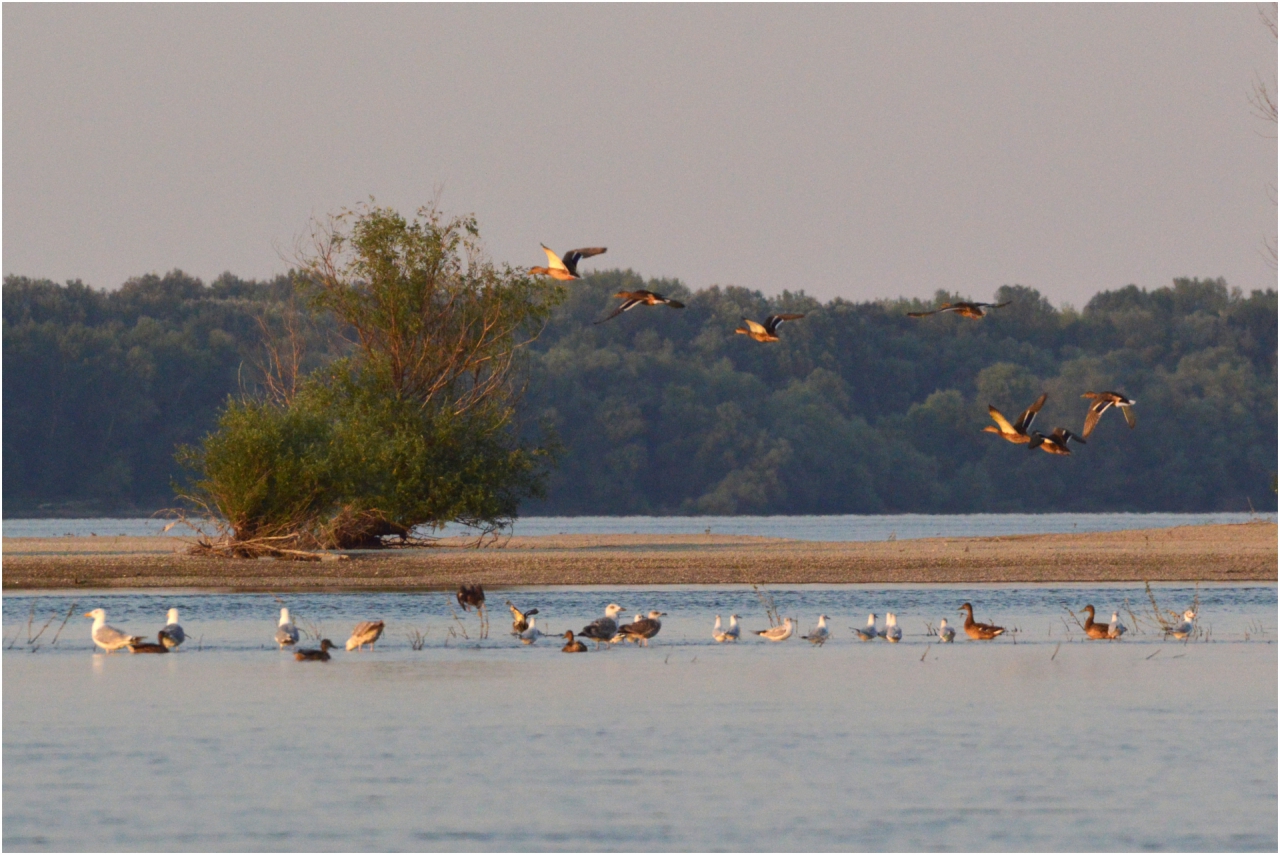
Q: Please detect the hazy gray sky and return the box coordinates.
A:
[4,4,1276,306]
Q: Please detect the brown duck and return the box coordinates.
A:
[295,639,336,661]
[908,300,1011,319]
[1081,391,1136,437]
[457,583,485,612]
[595,290,685,324]
[1028,427,1086,455]
[736,314,805,342]
[1079,605,1111,640]
[958,603,1005,640]
[561,630,588,653]
[983,393,1047,444]
[127,633,170,654]
[529,245,607,281]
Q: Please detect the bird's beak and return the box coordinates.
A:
[83,612,93,618]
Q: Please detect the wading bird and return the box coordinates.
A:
[1080,605,1110,639]
[735,313,805,342]
[457,584,486,612]
[983,393,1047,445]
[594,290,685,324]
[506,601,540,635]
[295,639,335,661]
[346,620,385,651]
[617,611,666,646]
[1028,427,1086,456]
[159,608,185,649]
[907,300,1011,319]
[561,630,588,653]
[580,604,626,648]
[275,607,299,649]
[754,617,795,642]
[958,603,1005,640]
[802,615,830,646]
[853,613,879,641]
[84,608,140,653]
[529,244,607,280]
[128,633,170,654]
[1081,391,1137,437]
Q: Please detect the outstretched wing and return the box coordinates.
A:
[764,313,805,334]
[906,308,941,318]
[594,298,641,324]
[987,405,1017,435]
[1014,393,1048,434]
[663,298,685,309]
[1120,406,1136,429]
[541,245,571,274]
[981,301,1012,309]
[742,318,768,336]
[1081,400,1111,438]
[562,246,606,277]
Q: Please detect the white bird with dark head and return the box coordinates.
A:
[159,607,185,649]
[84,608,140,653]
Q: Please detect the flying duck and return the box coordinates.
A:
[1028,427,1086,455]
[984,393,1047,444]
[346,620,385,651]
[1080,605,1110,639]
[529,244,607,281]
[736,313,806,342]
[801,615,830,646]
[1168,610,1196,639]
[1081,391,1136,437]
[456,583,486,612]
[580,604,625,648]
[506,601,540,635]
[853,613,879,641]
[881,612,902,643]
[938,618,956,642]
[617,611,666,646]
[128,632,170,654]
[275,607,300,648]
[594,290,685,324]
[754,617,795,642]
[907,300,1011,319]
[519,615,545,645]
[958,603,1005,640]
[84,608,140,653]
[1107,612,1127,639]
[159,608,185,649]
[295,639,335,661]
[561,630,588,653]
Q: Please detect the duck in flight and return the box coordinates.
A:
[594,291,685,324]
[984,393,1047,445]
[907,300,1011,319]
[529,245,607,281]
[736,313,805,342]
[1028,427,1086,455]
[958,603,1005,640]
[1081,391,1136,437]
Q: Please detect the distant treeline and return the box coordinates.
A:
[4,270,1276,516]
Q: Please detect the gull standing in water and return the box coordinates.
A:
[882,612,902,643]
[723,614,741,642]
[346,620,385,652]
[712,615,726,642]
[853,614,879,641]
[159,608,185,650]
[938,618,956,643]
[1169,610,1196,639]
[754,617,795,642]
[802,615,830,646]
[1107,612,1127,639]
[275,608,299,649]
[580,604,625,648]
[84,609,140,653]
[617,611,666,646]
[519,615,545,645]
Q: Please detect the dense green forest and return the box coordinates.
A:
[4,269,1276,516]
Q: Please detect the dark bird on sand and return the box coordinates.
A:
[530,245,607,281]
[983,393,1046,445]
[296,639,336,661]
[1027,427,1086,455]
[908,301,1011,319]
[457,584,486,612]
[1081,391,1136,437]
[595,291,685,324]
[736,314,805,342]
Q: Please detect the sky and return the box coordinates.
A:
[4,4,1276,307]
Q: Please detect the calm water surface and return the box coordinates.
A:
[5,512,1274,541]
[4,585,1276,851]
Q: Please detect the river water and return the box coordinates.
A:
[4,511,1274,541]
[3,584,1275,851]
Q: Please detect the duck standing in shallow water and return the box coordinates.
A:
[84,608,140,653]
[296,639,335,661]
[275,608,299,649]
[958,603,1005,640]
[853,613,879,641]
[158,608,185,649]
[1080,605,1110,639]
[561,631,588,653]
[346,620,385,651]
[128,633,170,654]
[938,618,955,642]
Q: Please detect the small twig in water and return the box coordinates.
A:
[407,628,429,650]
[1146,649,1161,661]
[50,602,78,646]
[920,643,931,662]
[1051,642,1061,661]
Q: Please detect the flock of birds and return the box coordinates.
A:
[82,587,1200,657]
[533,244,1136,455]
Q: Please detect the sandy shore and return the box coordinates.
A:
[2,522,1274,590]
